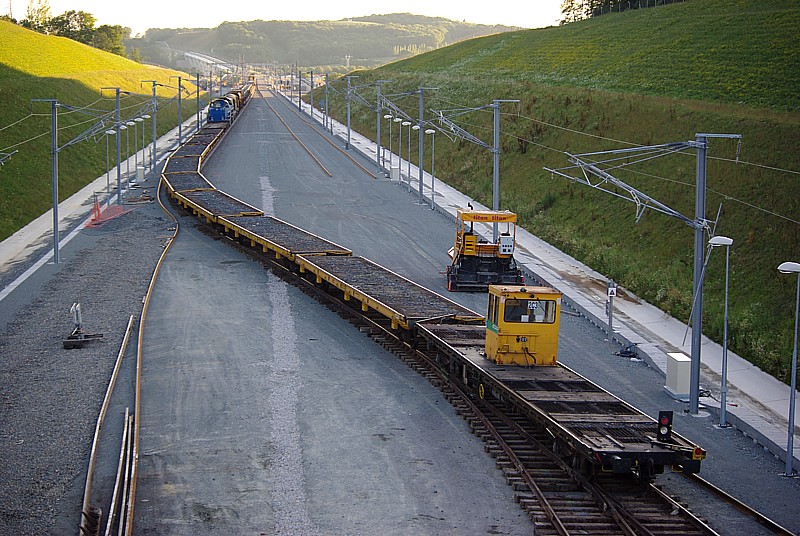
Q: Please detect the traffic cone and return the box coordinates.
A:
[91,194,101,222]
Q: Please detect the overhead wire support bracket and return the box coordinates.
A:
[546,133,743,416]
[431,99,519,241]
[0,150,18,165]
[545,141,707,230]
[379,97,414,122]
[433,109,492,148]
[348,87,375,110]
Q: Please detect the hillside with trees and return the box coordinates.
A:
[129,14,518,72]
[3,0,130,57]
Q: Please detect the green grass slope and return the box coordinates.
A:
[0,21,200,239]
[402,0,800,111]
[324,0,800,383]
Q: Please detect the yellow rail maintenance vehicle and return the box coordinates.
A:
[446,209,524,292]
[485,285,561,366]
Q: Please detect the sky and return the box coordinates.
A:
[7,0,563,37]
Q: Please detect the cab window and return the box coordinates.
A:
[487,294,499,325]
[503,298,556,323]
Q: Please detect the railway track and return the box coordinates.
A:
[189,209,733,536]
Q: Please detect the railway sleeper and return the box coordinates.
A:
[507,478,529,492]
[546,497,607,508]
[484,445,503,457]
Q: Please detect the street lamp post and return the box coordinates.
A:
[393,117,402,180]
[104,129,116,206]
[134,118,144,177]
[141,115,150,175]
[425,129,436,209]
[425,128,436,210]
[778,260,800,477]
[709,236,734,427]
[411,125,420,192]
[124,122,133,180]
[383,114,393,173]
[171,76,184,144]
[309,70,314,120]
[403,121,412,186]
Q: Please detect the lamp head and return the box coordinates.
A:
[402,121,411,126]
[412,125,420,131]
[394,117,402,123]
[383,114,392,119]
[778,261,800,274]
[104,130,116,135]
[425,129,435,135]
[709,236,733,247]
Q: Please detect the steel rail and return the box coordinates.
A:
[104,408,130,536]
[79,315,135,536]
[683,473,796,535]
[123,175,180,535]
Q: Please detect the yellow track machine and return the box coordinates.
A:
[446,208,524,291]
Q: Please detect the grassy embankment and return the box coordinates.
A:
[322,0,800,383]
[0,20,201,240]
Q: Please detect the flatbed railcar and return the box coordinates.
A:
[417,319,703,477]
[162,172,215,194]
[159,85,706,481]
[295,255,482,331]
[163,155,201,174]
[172,189,263,222]
[219,215,352,260]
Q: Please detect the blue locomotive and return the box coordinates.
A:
[207,83,254,123]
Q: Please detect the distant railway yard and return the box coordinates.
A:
[1,84,799,535]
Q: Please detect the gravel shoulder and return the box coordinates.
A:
[0,205,170,535]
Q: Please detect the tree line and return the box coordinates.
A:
[560,0,689,23]
[2,0,135,59]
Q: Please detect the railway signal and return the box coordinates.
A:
[657,410,673,441]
